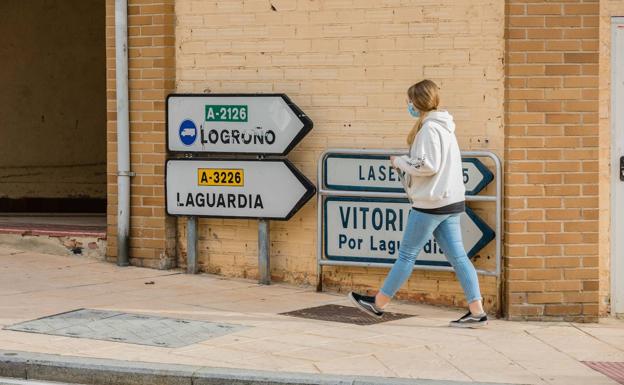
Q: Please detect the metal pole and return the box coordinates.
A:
[316,152,325,292]
[186,216,198,274]
[258,219,270,285]
[494,153,504,317]
[115,0,130,267]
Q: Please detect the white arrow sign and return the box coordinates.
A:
[324,154,493,195]
[166,159,316,220]
[324,197,494,265]
[167,94,313,155]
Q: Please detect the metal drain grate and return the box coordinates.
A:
[583,361,624,384]
[280,304,414,325]
[5,308,247,348]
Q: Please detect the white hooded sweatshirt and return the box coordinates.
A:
[394,110,465,209]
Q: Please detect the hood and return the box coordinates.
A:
[423,110,455,133]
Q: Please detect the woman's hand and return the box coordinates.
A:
[389,156,398,168]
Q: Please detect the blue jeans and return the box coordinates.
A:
[380,209,482,304]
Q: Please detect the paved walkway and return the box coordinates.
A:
[0,246,623,385]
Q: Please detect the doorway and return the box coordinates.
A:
[611,17,624,316]
[0,1,106,234]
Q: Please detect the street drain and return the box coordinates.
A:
[583,361,624,384]
[280,304,414,325]
[5,308,248,348]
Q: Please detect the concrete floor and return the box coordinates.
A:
[0,247,623,385]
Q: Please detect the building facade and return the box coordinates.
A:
[103,0,623,321]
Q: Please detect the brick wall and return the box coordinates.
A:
[101,0,620,320]
[505,0,600,321]
[174,0,505,311]
[106,0,177,268]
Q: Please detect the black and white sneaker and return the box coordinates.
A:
[449,311,488,328]
[348,292,384,319]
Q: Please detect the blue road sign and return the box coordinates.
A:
[178,119,197,146]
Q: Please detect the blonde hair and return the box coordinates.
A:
[406,79,440,146]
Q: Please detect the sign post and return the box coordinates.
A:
[323,154,493,196]
[166,159,315,220]
[317,149,502,292]
[167,94,313,156]
[166,94,315,284]
[319,153,495,267]
[323,197,494,266]
[258,219,270,285]
[186,216,198,274]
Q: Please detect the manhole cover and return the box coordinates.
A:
[583,361,624,384]
[4,309,248,348]
[280,304,414,325]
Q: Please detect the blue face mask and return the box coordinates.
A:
[407,102,420,118]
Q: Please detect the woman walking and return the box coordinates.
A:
[349,79,488,328]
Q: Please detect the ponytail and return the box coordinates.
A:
[407,111,428,146]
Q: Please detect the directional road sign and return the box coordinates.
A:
[324,154,493,195]
[324,196,495,266]
[167,94,313,155]
[166,159,316,220]
[461,158,494,195]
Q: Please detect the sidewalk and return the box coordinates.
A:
[0,246,622,385]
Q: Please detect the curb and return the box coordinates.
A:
[0,350,518,385]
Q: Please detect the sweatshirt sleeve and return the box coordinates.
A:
[394,125,442,177]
